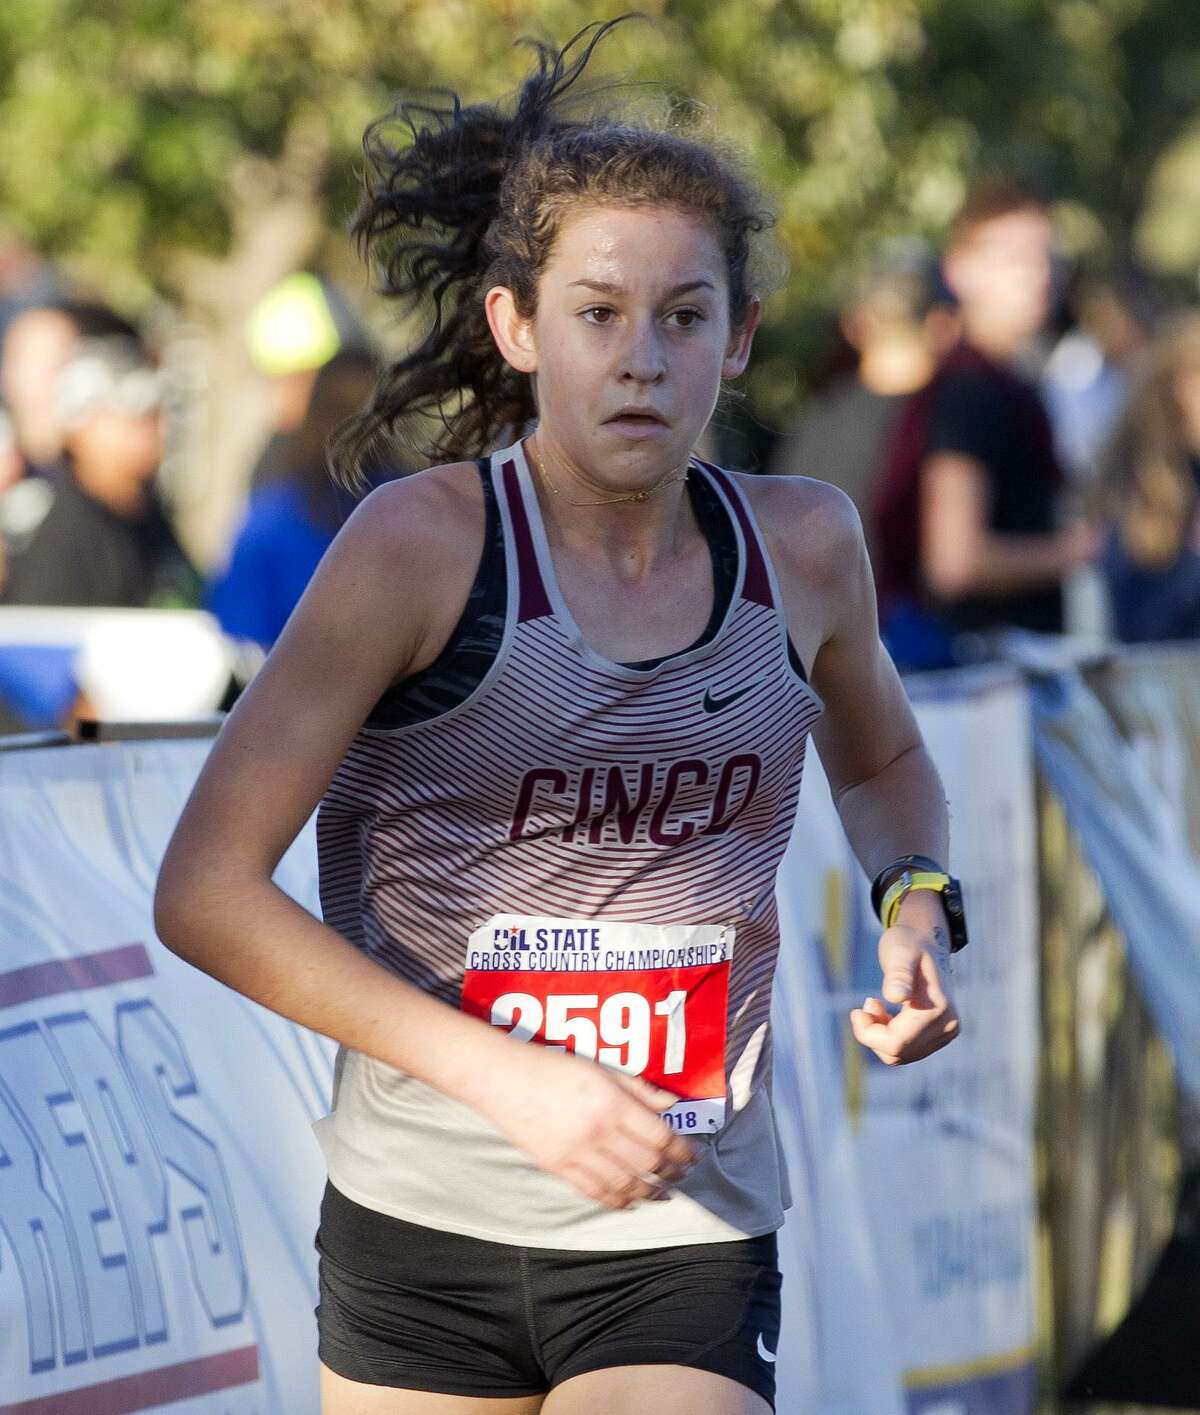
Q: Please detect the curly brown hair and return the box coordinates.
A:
[332,17,771,487]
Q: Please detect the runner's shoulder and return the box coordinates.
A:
[330,459,485,582]
[732,471,867,590]
[350,459,483,544]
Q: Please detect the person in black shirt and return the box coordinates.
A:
[0,336,198,607]
[875,180,1098,665]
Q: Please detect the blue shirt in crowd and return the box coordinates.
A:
[206,482,336,650]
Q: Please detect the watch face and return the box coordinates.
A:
[943,878,969,949]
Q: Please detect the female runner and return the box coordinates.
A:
[155,20,962,1415]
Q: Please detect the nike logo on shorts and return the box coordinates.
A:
[756,1332,777,1363]
[702,682,760,714]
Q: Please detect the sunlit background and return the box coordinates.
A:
[3,10,1200,1410]
[6,0,1200,558]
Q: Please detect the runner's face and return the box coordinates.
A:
[527,204,753,486]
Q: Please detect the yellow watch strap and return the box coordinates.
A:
[881,870,950,929]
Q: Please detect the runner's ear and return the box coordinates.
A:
[485,286,538,375]
[722,297,761,380]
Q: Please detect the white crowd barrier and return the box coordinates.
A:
[0,738,330,1414]
[773,666,1038,1415]
[0,666,1044,1412]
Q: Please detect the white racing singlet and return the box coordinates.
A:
[313,439,823,1249]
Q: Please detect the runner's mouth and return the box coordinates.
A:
[605,410,669,428]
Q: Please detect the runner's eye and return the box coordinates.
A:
[667,307,706,329]
[581,306,616,325]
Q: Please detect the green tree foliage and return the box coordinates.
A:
[3,0,1200,503]
[6,0,1200,309]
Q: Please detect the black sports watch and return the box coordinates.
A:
[869,854,969,953]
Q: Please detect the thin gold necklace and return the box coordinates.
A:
[528,438,689,507]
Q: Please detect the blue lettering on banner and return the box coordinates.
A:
[913,1203,1030,1301]
[0,1031,91,1372]
[46,1012,170,1347]
[116,1000,246,1327]
[0,1000,247,1377]
[0,1019,139,1361]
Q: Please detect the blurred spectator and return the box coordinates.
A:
[1040,268,1153,640]
[0,298,144,484]
[0,403,22,494]
[1042,268,1152,484]
[1098,311,1200,642]
[245,272,374,488]
[768,243,957,564]
[875,179,1099,668]
[0,303,80,479]
[0,236,65,345]
[0,335,198,608]
[206,349,389,651]
[0,404,24,593]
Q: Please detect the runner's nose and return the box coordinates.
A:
[618,319,666,384]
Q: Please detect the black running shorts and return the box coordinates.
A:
[315,1180,783,1408]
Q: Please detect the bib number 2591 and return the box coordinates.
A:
[491,989,688,1076]
[461,915,734,1134]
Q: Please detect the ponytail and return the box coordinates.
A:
[332,16,770,488]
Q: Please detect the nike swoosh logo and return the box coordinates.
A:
[756,1333,777,1363]
[702,682,761,714]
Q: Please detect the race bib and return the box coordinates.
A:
[461,914,734,1133]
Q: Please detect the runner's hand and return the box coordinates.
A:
[848,921,960,1065]
[473,1041,696,1209]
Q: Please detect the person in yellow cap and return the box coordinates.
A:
[245,272,372,489]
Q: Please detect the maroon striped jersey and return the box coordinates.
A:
[312,440,824,1249]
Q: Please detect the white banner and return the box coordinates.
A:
[772,667,1039,1414]
[0,738,332,1415]
[1,671,1038,1414]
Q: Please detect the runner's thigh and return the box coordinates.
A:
[542,1364,770,1414]
[315,1184,549,1404]
[320,1363,544,1415]
[533,1228,781,1412]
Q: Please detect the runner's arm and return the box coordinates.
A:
[761,480,949,877]
[154,466,693,1200]
[761,479,959,1062]
[154,468,510,1104]
[811,509,948,876]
